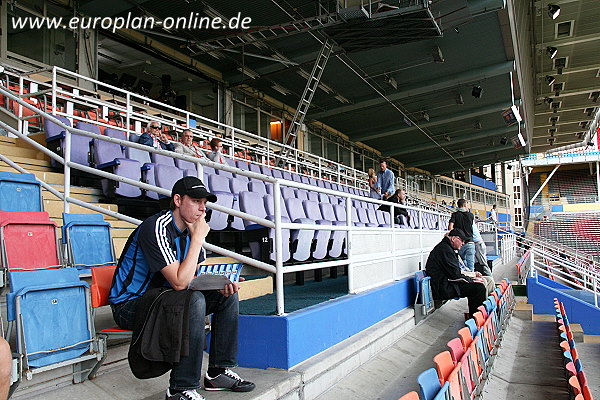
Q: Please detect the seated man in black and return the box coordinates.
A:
[378,188,411,226]
[425,229,487,317]
[139,122,175,151]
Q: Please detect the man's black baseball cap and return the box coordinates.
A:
[448,228,468,243]
[171,176,217,202]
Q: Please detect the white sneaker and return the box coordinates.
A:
[165,388,205,400]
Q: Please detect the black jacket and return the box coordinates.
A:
[449,210,474,241]
[425,237,473,300]
[128,287,193,379]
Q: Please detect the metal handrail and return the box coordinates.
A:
[0,84,450,315]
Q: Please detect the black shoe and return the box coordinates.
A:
[165,388,205,400]
[204,369,255,392]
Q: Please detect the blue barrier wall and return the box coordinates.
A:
[527,275,600,334]
[237,278,415,369]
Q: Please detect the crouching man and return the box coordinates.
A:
[425,229,487,318]
[109,176,254,400]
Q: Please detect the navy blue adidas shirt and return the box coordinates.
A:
[109,210,205,304]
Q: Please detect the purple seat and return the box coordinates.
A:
[351,207,365,227]
[330,183,341,192]
[307,191,319,202]
[271,169,283,179]
[141,163,158,199]
[281,186,296,199]
[236,160,249,170]
[303,200,331,260]
[229,177,248,230]
[248,163,262,175]
[207,174,235,231]
[281,171,292,181]
[300,176,311,185]
[215,165,234,178]
[104,128,127,140]
[291,173,303,184]
[296,189,309,201]
[316,179,326,188]
[323,181,333,190]
[260,166,273,177]
[249,179,268,196]
[174,158,198,177]
[93,137,141,198]
[151,152,176,167]
[318,192,330,204]
[240,191,290,263]
[308,178,317,186]
[357,208,377,227]
[366,209,381,227]
[285,197,314,262]
[320,203,346,257]
[124,143,152,166]
[155,164,183,197]
[208,173,230,193]
[44,115,71,142]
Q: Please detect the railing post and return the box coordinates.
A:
[126,93,131,136]
[273,180,285,315]
[594,276,598,308]
[63,127,72,213]
[346,196,353,292]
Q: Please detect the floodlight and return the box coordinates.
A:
[548,4,560,20]
[546,46,558,59]
[545,75,556,86]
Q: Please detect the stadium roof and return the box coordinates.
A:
[77,0,600,173]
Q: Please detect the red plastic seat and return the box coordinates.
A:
[0,211,60,272]
[433,351,455,385]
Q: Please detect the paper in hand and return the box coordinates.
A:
[188,274,232,291]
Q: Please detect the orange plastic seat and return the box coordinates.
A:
[397,391,420,400]
[433,351,455,385]
[457,327,473,350]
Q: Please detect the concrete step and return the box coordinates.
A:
[0,155,52,170]
[514,303,533,320]
[42,189,100,203]
[43,199,118,220]
[0,143,44,160]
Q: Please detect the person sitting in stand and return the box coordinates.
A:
[425,228,487,318]
[173,129,205,158]
[109,177,255,400]
[139,122,175,151]
[378,188,411,226]
[207,138,226,164]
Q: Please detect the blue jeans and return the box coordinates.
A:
[458,241,475,271]
[112,290,239,391]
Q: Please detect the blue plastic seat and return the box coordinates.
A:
[418,367,441,400]
[0,172,42,212]
[62,213,116,275]
[7,268,102,376]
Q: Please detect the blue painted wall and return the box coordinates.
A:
[551,204,563,212]
[527,275,600,334]
[237,278,415,369]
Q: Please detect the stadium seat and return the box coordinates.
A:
[155,164,184,196]
[303,200,332,260]
[0,171,42,212]
[206,175,235,231]
[0,211,61,286]
[229,177,249,230]
[319,202,346,257]
[44,115,72,168]
[285,197,315,262]
[90,265,134,339]
[433,351,455,385]
[398,391,420,400]
[61,213,116,275]
[7,268,105,381]
[433,382,450,400]
[417,368,440,400]
[240,191,291,263]
[93,135,142,198]
[174,158,198,177]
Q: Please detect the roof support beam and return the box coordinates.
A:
[406,143,514,168]
[388,125,516,156]
[352,101,514,142]
[538,86,600,99]
[537,63,600,78]
[310,61,514,120]
[535,33,600,49]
